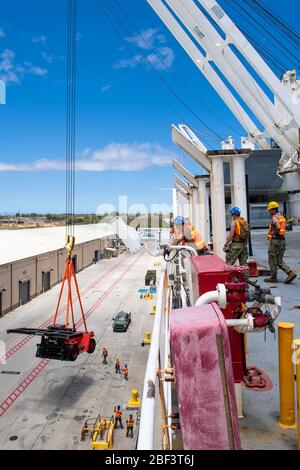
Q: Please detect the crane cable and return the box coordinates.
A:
[113,0,242,137]
[66,0,77,241]
[227,0,299,70]
[96,0,226,146]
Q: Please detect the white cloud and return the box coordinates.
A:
[125,28,166,50]
[115,28,174,71]
[114,55,143,70]
[41,52,53,64]
[100,82,112,93]
[146,47,175,70]
[0,49,20,84]
[23,62,48,76]
[0,49,48,84]
[0,142,174,172]
[114,47,174,71]
[32,35,47,45]
[0,28,5,38]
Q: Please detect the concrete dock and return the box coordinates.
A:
[0,251,156,450]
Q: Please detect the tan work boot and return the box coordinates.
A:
[284,271,297,284]
[264,277,278,283]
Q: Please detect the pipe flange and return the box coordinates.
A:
[216,283,227,309]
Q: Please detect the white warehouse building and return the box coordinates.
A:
[0,224,120,316]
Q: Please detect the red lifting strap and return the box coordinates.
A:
[52,256,88,332]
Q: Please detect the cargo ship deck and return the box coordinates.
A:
[0,230,299,450]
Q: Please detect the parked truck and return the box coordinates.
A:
[112,311,131,332]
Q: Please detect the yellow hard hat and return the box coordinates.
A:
[268,201,279,211]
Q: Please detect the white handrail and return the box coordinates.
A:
[137,262,167,450]
[167,245,198,256]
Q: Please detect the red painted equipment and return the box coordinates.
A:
[7,255,96,362]
[189,255,270,387]
[247,260,258,277]
[171,303,241,450]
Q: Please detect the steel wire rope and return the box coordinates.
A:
[66,0,77,237]
[114,0,242,137]
[229,0,299,68]
[222,1,290,75]
[96,0,223,146]
[183,0,285,136]
[245,0,300,47]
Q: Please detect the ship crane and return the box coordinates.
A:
[146,0,300,218]
[7,0,96,362]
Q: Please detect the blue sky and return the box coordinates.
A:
[0,0,299,213]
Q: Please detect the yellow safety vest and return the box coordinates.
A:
[182,226,206,251]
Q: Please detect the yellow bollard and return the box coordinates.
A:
[278,322,296,428]
[142,330,151,346]
[294,339,300,449]
[151,305,156,315]
[127,389,141,409]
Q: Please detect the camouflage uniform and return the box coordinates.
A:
[268,238,291,278]
[225,241,248,266]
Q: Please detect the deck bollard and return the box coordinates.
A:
[278,322,296,428]
[294,339,300,449]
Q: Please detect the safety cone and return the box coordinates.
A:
[150,305,156,315]
[126,389,141,409]
[141,330,151,346]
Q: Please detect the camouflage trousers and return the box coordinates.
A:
[226,241,248,266]
[268,239,291,278]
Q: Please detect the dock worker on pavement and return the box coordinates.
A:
[172,216,208,255]
[126,414,135,438]
[115,357,121,374]
[101,347,108,364]
[264,201,296,284]
[114,405,124,429]
[223,207,249,267]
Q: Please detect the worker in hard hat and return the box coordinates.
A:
[101,347,108,365]
[264,201,296,284]
[126,414,135,438]
[173,216,208,255]
[223,207,249,267]
[123,364,129,381]
[114,405,124,429]
[115,357,121,374]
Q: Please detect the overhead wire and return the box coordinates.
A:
[66,0,77,237]
[113,0,241,137]
[247,0,300,47]
[105,0,224,142]
[225,0,299,73]
[96,0,226,147]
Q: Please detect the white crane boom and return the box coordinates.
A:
[146,0,300,218]
[146,0,270,149]
[198,0,300,126]
[165,0,296,156]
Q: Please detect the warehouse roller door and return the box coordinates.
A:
[42,271,51,293]
[95,250,101,262]
[72,255,77,273]
[19,280,30,305]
